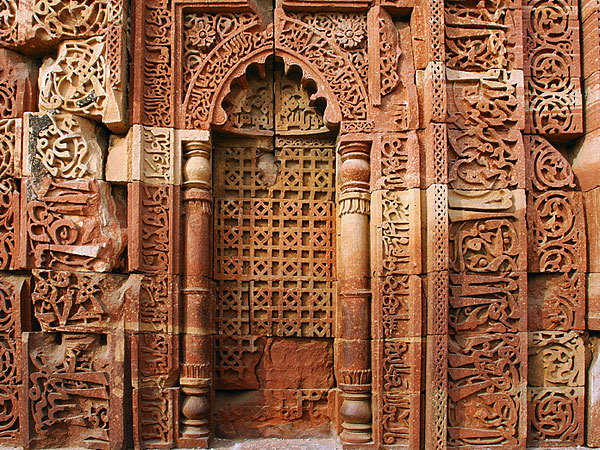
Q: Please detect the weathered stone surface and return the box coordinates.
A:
[23,332,126,450]
[528,331,585,387]
[214,389,331,439]
[23,112,106,180]
[528,273,585,331]
[30,270,139,333]
[255,338,334,390]
[19,177,125,272]
[0,48,37,119]
[107,125,181,185]
[39,36,127,133]
[448,332,527,449]
[0,0,596,448]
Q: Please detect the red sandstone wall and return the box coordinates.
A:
[0,0,597,449]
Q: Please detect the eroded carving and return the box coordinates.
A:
[24,113,105,180]
[448,333,525,448]
[25,332,124,450]
[21,177,124,272]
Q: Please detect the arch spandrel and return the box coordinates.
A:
[180,8,377,130]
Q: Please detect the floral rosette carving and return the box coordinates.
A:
[335,18,365,49]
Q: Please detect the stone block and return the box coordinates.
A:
[525,134,577,191]
[23,112,107,180]
[370,131,420,191]
[22,332,127,450]
[424,270,449,336]
[130,274,180,335]
[584,188,600,272]
[0,118,22,179]
[6,0,126,55]
[371,339,423,449]
[448,127,525,190]
[527,386,584,447]
[421,184,448,273]
[0,365,23,445]
[372,337,422,396]
[425,334,447,450]
[214,389,331,439]
[372,275,422,339]
[0,48,37,119]
[422,61,446,126]
[133,387,178,450]
[39,35,127,133]
[254,337,334,390]
[30,270,140,333]
[130,0,174,127]
[527,190,587,273]
[128,182,181,275]
[582,6,600,79]
[584,70,600,133]
[447,332,527,449]
[421,122,447,187]
[528,272,585,331]
[0,337,24,445]
[524,2,581,79]
[448,189,527,273]
[528,331,585,387]
[0,179,20,270]
[130,333,179,389]
[0,274,30,338]
[449,271,527,335]
[372,390,421,450]
[19,177,125,272]
[446,68,525,132]
[573,127,600,191]
[107,125,181,185]
[446,4,523,72]
[371,189,422,276]
[589,273,600,330]
[525,76,584,138]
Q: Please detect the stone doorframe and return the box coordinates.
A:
[174,124,374,447]
[165,4,423,447]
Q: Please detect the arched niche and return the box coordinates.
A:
[209,57,340,438]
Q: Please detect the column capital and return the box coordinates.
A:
[183,141,212,190]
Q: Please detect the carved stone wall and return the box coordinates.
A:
[0,0,598,448]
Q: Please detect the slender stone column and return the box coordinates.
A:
[337,139,373,445]
[179,140,214,448]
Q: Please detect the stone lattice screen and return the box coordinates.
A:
[0,0,599,449]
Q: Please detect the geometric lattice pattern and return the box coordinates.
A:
[214,137,335,338]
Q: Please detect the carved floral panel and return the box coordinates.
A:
[39,36,126,133]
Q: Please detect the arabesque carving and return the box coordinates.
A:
[20,177,125,272]
[39,36,126,132]
[0,0,594,448]
[24,112,106,180]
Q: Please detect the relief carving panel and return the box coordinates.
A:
[20,177,125,272]
[24,332,125,450]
